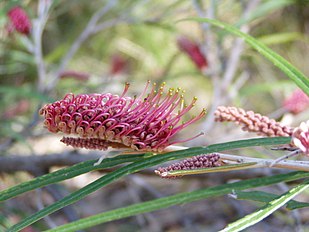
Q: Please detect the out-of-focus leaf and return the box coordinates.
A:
[46,171,309,232]
[220,181,309,232]
[258,32,303,45]
[0,63,27,75]
[0,85,53,102]
[6,137,292,231]
[181,18,309,95]
[233,190,309,210]
[239,81,292,96]
[9,50,35,65]
[235,0,293,28]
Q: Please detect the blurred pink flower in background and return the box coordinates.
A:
[110,53,128,75]
[7,6,32,35]
[2,99,30,118]
[59,70,90,81]
[177,36,208,71]
[283,89,309,114]
[292,120,309,156]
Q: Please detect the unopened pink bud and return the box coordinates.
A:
[110,54,128,75]
[7,6,32,35]
[177,36,208,71]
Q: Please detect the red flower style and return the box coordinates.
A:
[39,82,206,152]
[177,36,208,71]
[7,6,32,35]
[283,89,309,114]
[292,120,309,156]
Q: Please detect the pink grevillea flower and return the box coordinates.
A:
[215,106,293,137]
[7,6,32,35]
[177,36,208,71]
[155,153,221,178]
[39,82,206,152]
[283,89,309,114]
[292,120,309,156]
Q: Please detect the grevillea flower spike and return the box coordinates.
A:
[40,82,206,153]
[214,106,293,137]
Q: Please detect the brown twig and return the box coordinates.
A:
[0,152,103,174]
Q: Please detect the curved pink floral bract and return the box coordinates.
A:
[292,120,309,156]
[7,6,32,35]
[39,82,206,152]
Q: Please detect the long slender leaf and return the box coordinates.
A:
[1,137,289,203]
[181,18,309,95]
[220,181,309,232]
[234,190,309,210]
[45,172,309,232]
[6,137,292,231]
[0,154,144,202]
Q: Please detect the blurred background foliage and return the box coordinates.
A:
[1,0,309,231]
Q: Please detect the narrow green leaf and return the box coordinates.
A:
[234,190,309,210]
[5,137,293,231]
[1,137,290,202]
[220,181,309,232]
[239,81,292,96]
[46,172,309,232]
[0,154,143,202]
[258,32,303,45]
[180,17,309,95]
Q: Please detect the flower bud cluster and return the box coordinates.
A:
[155,153,221,178]
[214,106,293,137]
